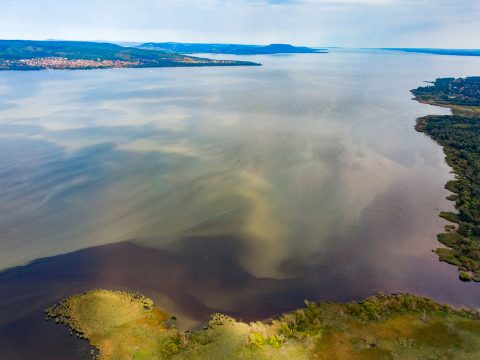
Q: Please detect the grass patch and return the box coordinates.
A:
[46,291,480,360]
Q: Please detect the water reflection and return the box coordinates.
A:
[0,52,460,275]
[1,52,480,355]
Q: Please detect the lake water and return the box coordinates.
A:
[1,49,480,359]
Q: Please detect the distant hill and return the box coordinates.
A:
[386,48,480,56]
[139,42,326,55]
[0,40,260,70]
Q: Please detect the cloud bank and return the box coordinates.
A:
[0,0,479,47]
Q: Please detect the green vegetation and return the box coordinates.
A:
[47,290,480,359]
[413,77,480,107]
[0,40,259,70]
[412,77,480,281]
[45,290,172,359]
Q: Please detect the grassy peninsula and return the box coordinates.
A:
[0,40,259,70]
[412,77,480,281]
[46,289,480,360]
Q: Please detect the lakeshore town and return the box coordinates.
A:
[0,57,141,70]
[0,55,245,70]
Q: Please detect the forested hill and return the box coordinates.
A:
[0,40,259,70]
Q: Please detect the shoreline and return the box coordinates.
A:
[412,77,480,281]
[414,98,480,118]
[45,289,480,360]
[0,60,261,71]
[0,40,261,71]
[2,239,480,358]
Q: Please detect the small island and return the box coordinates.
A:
[46,289,480,359]
[138,42,325,55]
[412,77,480,281]
[0,40,260,70]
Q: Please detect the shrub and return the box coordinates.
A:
[459,271,473,282]
[249,332,266,348]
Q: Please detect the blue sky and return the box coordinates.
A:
[1,0,479,47]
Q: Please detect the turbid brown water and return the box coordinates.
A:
[1,49,480,358]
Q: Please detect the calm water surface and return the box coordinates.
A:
[1,49,480,358]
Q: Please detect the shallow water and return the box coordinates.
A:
[1,49,480,358]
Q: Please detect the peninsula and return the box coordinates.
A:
[138,42,325,55]
[0,40,260,70]
[46,289,480,360]
[387,48,480,57]
[412,77,480,281]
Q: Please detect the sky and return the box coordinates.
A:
[1,0,479,48]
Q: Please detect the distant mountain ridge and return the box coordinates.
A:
[139,42,326,55]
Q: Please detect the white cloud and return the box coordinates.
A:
[0,0,478,47]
